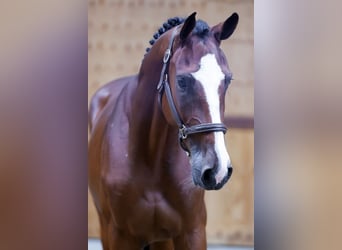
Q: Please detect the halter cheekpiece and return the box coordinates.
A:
[157,28,228,154]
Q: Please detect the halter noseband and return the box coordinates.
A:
[156,28,228,154]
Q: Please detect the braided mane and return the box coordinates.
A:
[145,17,185,54]
[145,17,211,55]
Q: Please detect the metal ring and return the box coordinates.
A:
[179,125,187,140]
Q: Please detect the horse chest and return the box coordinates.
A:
[120,190,183,241]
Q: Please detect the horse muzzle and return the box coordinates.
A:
[191,152,233,190]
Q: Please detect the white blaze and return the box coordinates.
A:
[191,53,231,184]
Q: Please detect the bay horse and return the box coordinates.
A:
[89,12,239,250]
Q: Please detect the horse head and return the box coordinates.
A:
[145,12,239,190]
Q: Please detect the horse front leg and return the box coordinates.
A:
[99,217,142,250]
[173,227,207,250]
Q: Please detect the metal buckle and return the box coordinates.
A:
[179,125,187,140]
[163,48,171,63]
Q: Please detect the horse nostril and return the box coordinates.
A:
[201,168,211,183]
[201,168,214,185]
[227,167,233,180]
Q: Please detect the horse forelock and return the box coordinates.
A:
[193,20,210,38]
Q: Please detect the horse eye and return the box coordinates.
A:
[176,75,191,90]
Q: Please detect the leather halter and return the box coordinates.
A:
[157,28,228,154]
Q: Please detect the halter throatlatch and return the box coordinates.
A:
[157,28,228,154]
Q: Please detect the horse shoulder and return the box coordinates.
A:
[88,76,136,132]
[88,75,137,207]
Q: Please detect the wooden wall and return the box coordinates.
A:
[88,0,254,246]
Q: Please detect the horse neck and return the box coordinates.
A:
[130,48,180,166]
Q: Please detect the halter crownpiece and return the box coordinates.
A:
[157,28,228,154]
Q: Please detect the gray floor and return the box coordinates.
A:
[88,238,254,250]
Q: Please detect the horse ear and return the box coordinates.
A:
[179,12,197,42]
[212,12,239,42]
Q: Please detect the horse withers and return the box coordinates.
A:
[89,12,239,250]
